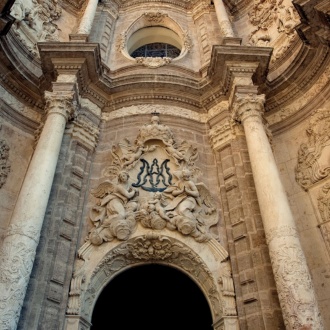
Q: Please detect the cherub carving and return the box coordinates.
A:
[162,169,218,242]
[88,171,138,245]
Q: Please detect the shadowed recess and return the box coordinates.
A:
[91,264,213,330]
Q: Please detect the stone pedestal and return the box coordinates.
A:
[232,91,323,330]
[0,78,78,330]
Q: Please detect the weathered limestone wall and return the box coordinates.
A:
[272,105,330,329]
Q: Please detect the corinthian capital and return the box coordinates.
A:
[232,93,265,123]
[44,91,78,121]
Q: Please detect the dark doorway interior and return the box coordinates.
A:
[91,264,213,330]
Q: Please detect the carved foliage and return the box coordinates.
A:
[77,234,222,318]
[0,238,36,329]
[248,0,300,62]
[0,138,11,189]
[266,226,323,329]
[295,108,330,190]
[135,56,172,68]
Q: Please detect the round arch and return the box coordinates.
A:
[91,263,213,329]
[64,234,238,330]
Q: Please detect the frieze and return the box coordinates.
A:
[87,114,219,245]
[295,107,330,190]
[143,12,168,23]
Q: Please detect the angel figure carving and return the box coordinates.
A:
[163,169,218,242]
[88,171,139,245]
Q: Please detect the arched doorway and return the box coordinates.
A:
[91,264,213,330]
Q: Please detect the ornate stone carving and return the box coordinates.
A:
[88,171,139,245]
[45,92,78,121]
[135,56,172,68]
[295,108,330,190]
[76,234,223,319]
[143,11,168,23]
[232,93,265,122]
[269,239,323,329]
[318,183,330,223]
[0,238,36,329]
[0,136,11,189]
[10,0,61,55]
[317,183,330,256]
[87,115,219,245]
[248,0,300,63]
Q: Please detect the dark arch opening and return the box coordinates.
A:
[91,264,213,330]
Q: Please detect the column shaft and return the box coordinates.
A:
[0,92,76,330]
[213,0,235,37]
[235,94,323,329]
[77,0,99,35]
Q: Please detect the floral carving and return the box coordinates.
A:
[269,242,323,329]
[135,56,172,68]
[0,138,11,189]
[88,115,219,245]
[295,108,330,190]
[143,12,168,23]
[0,239,36,329]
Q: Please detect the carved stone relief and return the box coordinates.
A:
[66,233,236,327]
[135,56,172,68]
[10,0,62,55]
[295,108,330,191]
[248,0,300,64]
[317,183,330,256]
[0,136,11,189]
[87,114,219,245]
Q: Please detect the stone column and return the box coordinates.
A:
[77,0,99,35]
[0,76,78,330]
[232,92,323,330]
[213,0,235,38]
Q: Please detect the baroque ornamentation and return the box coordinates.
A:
[269,241,323,329]
[87,114,219,245]
[0,239,36,329]
[45,92,78,121]
[248,0,300,63]
[232,93,265,123]
[295,108,330,190]
[135,56,172,68]
[75,234,222,318]
[10,0,62,55]
[0,137,11,189]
